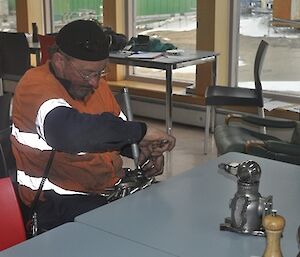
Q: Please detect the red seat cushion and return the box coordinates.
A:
[0,177,26,251]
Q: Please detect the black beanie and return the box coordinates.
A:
[56,20,109,61]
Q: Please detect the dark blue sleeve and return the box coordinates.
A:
[43,106,147,154]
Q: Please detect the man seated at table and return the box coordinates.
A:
[11,19,175,235]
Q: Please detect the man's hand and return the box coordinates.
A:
[139,126,176,155]
[138,146,164,177]
[137,126,176,177]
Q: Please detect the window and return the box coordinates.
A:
[51,0,103,32]
[129,0,197,83]
[237,0,300,98]
[45,0,197,84]
[0,0,16,32]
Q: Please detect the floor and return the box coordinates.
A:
[122,116,218,180]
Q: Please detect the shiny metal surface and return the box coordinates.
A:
[103,168,156,202]
[220,160,273,236]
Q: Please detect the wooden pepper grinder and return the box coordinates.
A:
[262,210,285,257]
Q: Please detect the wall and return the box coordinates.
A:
[196,0,230,98]
[273,0,292,20]
[27,0,44,34]
[215,0,230,86]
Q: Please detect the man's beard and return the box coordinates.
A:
[57,77,95,100]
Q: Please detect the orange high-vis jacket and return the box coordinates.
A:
[12,63,125,206]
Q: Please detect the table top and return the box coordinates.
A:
[75,152,300,257]
[0,222,176,257]
[109,50,217,69]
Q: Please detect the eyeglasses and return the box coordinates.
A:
[68,61,108,82]
[59,49,108,82]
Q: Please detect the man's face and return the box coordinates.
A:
[61,54,108,100]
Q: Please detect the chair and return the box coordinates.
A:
[38,34,56,65]
[0,93,14,180]
[0,93,12,130]
[0,127,16,179]
[0,32,31,93]
[214,113,300,165]
[0,54,3,95]
[204,40,269,154]
[0,177,26,251]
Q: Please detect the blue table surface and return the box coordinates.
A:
[75,152,300,257]
[0,222,177,257]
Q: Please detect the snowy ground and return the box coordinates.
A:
[239,14,300,96]
[240,14,300,38]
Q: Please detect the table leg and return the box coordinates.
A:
[35,49,41,66]
[204,56,217,154]
[211,56,217,86]
[0,78,3,96]
[165,66,173,135]
[210,56,217,133]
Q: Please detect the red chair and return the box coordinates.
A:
[0,177,26,251]
[38,34,56,65]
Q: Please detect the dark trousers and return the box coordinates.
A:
[20,190,108,237]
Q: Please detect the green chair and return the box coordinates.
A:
[214,114,300,165]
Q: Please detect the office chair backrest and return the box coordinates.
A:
[0,177,26,251]
[0,127,16,179]
[0,93,12,131]
[0,46,3,76]
[254,40,269,107]
[0,32,30,76]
